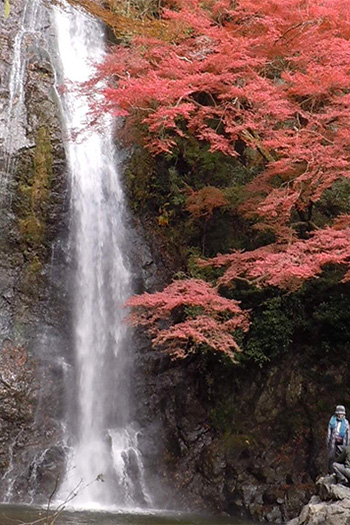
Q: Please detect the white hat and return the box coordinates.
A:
[336,405,346,415]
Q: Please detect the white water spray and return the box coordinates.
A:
[51,3,148,508]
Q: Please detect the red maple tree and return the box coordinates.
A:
[92,0,350,358]
[126,279,249,360]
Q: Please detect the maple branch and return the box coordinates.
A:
[176,55,192,63]
[307,129,334,145]
[130,105,157,112]
[275,19,320,44]
[240,130,275,163]
[175,96,185,107]
[292,220,320,231]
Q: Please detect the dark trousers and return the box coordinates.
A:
[328,444,344,473]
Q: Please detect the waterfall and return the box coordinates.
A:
[51,2,149,509]
[3,0,43,189]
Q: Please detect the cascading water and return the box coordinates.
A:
[51,2,150,509]
[3,0,43,188]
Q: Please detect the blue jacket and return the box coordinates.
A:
[327,415,350,455]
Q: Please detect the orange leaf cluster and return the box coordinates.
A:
[186,186,228,219]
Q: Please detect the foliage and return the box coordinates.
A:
[91,0,350,360]
[105,0,162,19]
[61,0,177,41]
[203,227,350,291]
[185,186,228,219]
[231,269,350,365]
[126,278,249,360]
[241,297,294,366]
[15,126,53,291]
[123,136,251,263]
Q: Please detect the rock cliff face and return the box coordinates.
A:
[0,0,71,502]
[133,329,341,523]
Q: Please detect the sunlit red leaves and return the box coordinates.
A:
[127,279,249,359]
[94,0,350,358]
[94,0,350,233]
[203,226,350,291]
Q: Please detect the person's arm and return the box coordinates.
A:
[344,420,350,446]
[327,418,333,446]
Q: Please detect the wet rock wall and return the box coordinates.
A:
[0,0,71,502]
[133,309,343,523]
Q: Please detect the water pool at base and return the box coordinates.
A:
[0,505,260,525]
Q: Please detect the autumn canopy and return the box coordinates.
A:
[89,0,350,360]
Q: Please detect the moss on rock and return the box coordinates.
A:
[15,125,54,292]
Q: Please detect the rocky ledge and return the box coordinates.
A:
[288,475,350,525]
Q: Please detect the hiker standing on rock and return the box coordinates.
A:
[327,405,350,473]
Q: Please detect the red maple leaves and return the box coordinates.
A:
[185,186,228,219]
[127,279,249,359]
[204,226,350,291]
[93,0,350,359]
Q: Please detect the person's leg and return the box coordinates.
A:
[342,466,350,483]
[336,444,345,458]
[333,463,350,484]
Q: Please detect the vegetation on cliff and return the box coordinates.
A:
[15,126,54,291]
[74,0,350,364]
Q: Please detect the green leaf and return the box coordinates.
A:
[4,0,10,19]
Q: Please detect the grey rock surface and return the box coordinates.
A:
[288,476,350,525]
[133,340,332,522]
